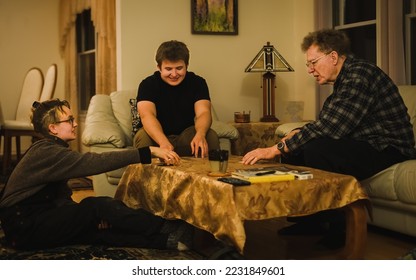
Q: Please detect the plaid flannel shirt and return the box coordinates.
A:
[286,56,416,158]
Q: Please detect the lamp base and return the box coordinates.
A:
[260,115,279,122]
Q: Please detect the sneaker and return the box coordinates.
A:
[399,248,416,260]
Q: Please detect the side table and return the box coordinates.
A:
[230,122,281,156]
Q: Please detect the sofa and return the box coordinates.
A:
[82,89,239,197]
[276,85,416,237]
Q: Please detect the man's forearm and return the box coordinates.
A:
[141,117,170,146]
[194,112,212,137]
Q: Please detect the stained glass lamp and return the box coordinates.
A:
[245,42,294,122]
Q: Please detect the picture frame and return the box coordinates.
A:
[191,0,238,35]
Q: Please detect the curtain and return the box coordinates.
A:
[59,0,116,151]
[380,0,406,85]
[314,0,333,116]
[91,0,117,95]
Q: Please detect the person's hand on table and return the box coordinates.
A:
[190,133,208,158]
[150,146,180,165]
[241,146,280,165]
[159,140,175,152]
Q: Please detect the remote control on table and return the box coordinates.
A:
[217,177,251,186]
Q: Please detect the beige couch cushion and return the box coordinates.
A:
[399,85,416,138]
[361,164,398,200]
[110,90,137,147]
[361,160,416,204]
[82,94,126,148]
[394,160,416,203]
[211,120,239,139]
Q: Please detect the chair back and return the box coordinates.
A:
[15,67,43,122]
[39,64,57,102]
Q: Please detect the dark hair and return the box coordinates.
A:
[31,99,70,135]
[301,29,351,56]
[155,40,190,67]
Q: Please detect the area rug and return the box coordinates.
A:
[0,226,204,260]
[399,248,416,260]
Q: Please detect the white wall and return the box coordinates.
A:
[117,0,316,122]
[0,0,65,154]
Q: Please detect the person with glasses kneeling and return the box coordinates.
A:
[0,99,193,251]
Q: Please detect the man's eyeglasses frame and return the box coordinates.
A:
[305,52,331,69]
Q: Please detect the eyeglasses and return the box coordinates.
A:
[54,116,75,126]
[305,52,330,68]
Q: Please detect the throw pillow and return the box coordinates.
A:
[129,98,142,137]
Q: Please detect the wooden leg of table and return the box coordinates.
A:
[338,200,367,259]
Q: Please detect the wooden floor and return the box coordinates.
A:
[73,189,416,260]
[243,218,416,260]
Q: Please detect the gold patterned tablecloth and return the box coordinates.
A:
[115,156,369,253]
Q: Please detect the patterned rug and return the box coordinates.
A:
[0,226,204,260]
[399,248,416,260]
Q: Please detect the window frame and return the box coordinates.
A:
[329,0,414,85]
[76,9,97,113]
[332,0,377,64]
[405,2,416,84]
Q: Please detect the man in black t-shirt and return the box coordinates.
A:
[134,40,220,158]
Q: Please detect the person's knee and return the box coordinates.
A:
[134,128,154,148]
[303,139,327,158]
[206,129,220,150]
[174,127,195,156]
[302,138,337,169]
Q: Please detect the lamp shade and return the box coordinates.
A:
[245,42,294,73]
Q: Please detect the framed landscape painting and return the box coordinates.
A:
[191,0,238,35]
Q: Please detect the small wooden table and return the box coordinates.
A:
[115,156,369,259]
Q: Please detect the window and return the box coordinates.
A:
[332,0,376,64]
[331,0,415,85]
[76,9,96,112]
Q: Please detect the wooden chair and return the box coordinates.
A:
[1,67,43,175]
[39,64,57,102]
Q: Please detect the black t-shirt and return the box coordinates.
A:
[137,71,210,135]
